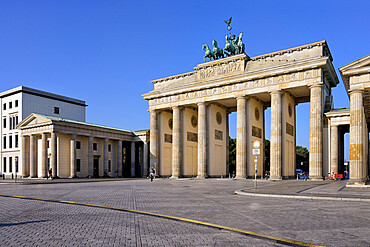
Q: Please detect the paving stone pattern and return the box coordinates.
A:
[0,179,369,246]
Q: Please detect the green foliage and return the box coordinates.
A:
[296,145,309,171]
[229,137,236,173]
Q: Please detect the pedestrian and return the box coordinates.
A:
[149,167,155,182]
[115,169,118,178]
[49,168,52,180]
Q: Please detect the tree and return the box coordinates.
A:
[296,146,309,171]
[228,137,236,173]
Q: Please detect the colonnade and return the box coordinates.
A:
[149,82,328,180]
[21,132,149,178]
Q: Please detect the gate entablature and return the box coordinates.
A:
[143,40,338,111]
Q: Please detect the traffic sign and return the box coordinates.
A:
[253,140,261,148]
[252,148,260,155]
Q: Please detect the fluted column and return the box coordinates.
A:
[149,110,158,173]
[70,134,76,178]
[29,135,36,177]
[50,132,57,178]
[103,138,108,176]
[21,135,29,177]
[131,142,136,177]
[41,133,48,178]
[197,102,207,178]
[330,125,339,175]
[236,96,247,179]
[117,140,123,177]
[88,136,93,177]
[143,141,148,177]
[349,90,366,183]
[309,84,324,180]
[270,91,282,180]
[172,106,181,178]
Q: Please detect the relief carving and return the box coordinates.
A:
[187,132,198,142]
[252,126,262,138]
[286,122,294,136]
[164,134,173,143]
[215,129,223,140]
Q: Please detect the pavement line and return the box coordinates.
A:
[235,190,370,202]
[0,194,323,247]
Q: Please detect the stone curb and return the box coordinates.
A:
[235,190,370,202]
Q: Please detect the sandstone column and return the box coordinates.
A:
[236,96,247,179]
[50,132,57,178]
[172,106,181,178]
[70,134,76,178]
[197,102,207,178]
[270,91,282,180]
[88,136,93,177]
[330,125,339,175]
[143,141,148,177]
[30,135,36,178]
[131,142,136,177]
[349,90,366,183]
[103,138,108,176]
[149,110,158,173]
[41,133,48,178]
[57,135,61,177]
[21,135,29,178]
[309,84,324,180]
[117,140,123,177]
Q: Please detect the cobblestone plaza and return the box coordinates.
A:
[0,179,369,246]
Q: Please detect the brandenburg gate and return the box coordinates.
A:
[143,40,340,180]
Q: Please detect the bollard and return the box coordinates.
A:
[12,173,14,180]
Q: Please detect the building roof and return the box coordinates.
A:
[0,86,87,107]
[36,114,134,133]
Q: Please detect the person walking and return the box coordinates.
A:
[149,167,155,182]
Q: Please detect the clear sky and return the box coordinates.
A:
[1,1,369,160]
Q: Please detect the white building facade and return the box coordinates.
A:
[0,86,86,178]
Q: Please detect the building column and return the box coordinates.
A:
[41,133,48,178]
[70,134,76,178]
[270,91,282,180]
[117,140,123,177]
[143,141,148,177]
[131,142,136,177]
[349,90,366,184]
[103,138,108,176]
[29,135,36,178]
[21,135,29,178]
[236,96,247,179]
[57,135,61,177]
[150,110,158,173]
[330,125,339,175]
[197,102,207,178]
[88,136,93,177]
[171,106,181,178]
[309,84,324,180]
[50,132,58,178]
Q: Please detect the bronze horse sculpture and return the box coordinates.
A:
[202,44,215,62]
[212,40,224,59]
[224,35,237,56]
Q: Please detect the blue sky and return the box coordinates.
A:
[1,1,369,159]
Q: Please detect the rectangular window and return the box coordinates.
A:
[47,140,50,149]
[9,102,12,109]
[3,118,6,129]
[15,100,18,107]
[9,157,12,173]
[3,103,6,110]
[15,135,18,148]
[76,141,81,149]
[9,117,12,130]
[15,116,18,126]
[12,116,16,129]
[108,144,111,152]
[3,157,6,172]
[3,136,6,149]
[54,107,60,114]
[15,156,18,173]
[93,143,97,151]
[76,159,81,172]
[9,135,12,149]
[108,160,111,172]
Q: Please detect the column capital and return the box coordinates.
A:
[236,95,247,100]
[308,83,324,89]
[269,90,282,95]
[349,89,364,95]
[197,101,207,106]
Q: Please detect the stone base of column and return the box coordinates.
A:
[347,179,366,185]
[69,175,77,178]
[196,175,206,179]
[169,175,179,179]
[29,176,37,178]
[234,176,246,179]
[269,175,282,180]
[22,175,29,178]
[308,176,323,181]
